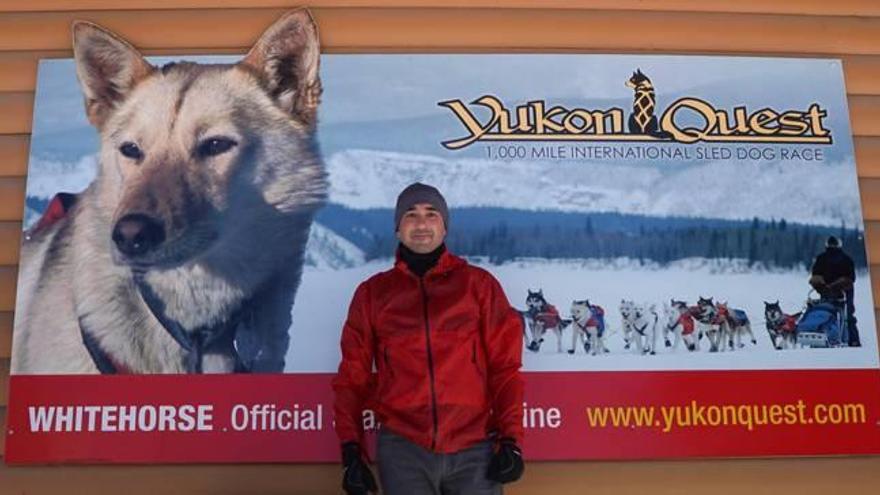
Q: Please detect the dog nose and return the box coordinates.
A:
[112,214,165,257]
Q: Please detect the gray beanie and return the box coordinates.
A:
[395,182,449,230]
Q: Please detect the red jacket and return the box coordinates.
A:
[332,250,524,453]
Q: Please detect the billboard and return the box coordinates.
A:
[5,15,879,463]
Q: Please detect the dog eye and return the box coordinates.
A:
[119,142,143,160]
[198,137,237,158]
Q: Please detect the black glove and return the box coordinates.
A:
[341,442,378,495]
[486,438,524,484]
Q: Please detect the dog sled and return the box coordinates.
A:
[795,290,849,348]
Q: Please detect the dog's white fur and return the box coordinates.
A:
[619,299,659,355]
[570,300,607,356]
[662,300,697,352]
[12,10,326,374]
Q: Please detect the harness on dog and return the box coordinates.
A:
[669,313,695,336]
[574,305,605,336]
[535,304,562,328]
[633,321,648,336]
[693,305,719,325]
[79,318,133,374]
[78,283,249,374]
[32,192,249,374]
[778,314,798,334]
[713,305,730,325]
[136,277,249,373]
[27,192,78,238]
[732,309,749,326]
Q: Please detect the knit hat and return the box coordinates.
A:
[394,182,449,230]
[826,235,842,248]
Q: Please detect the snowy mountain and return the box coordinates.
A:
[326,149,862,228]
[22,146,863,231]
[25,154,97,202]
[303,222,366,270]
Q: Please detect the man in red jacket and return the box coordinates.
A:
[333,183,524,495]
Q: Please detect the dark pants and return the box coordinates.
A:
[845,287,860,347]
[818,287,860,347]
[377,429,502,495]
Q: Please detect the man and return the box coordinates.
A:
[332,183,525,495]
[809,235,860,347]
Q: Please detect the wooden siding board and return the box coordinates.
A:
[2,0,880,16]
[0,223,19,267]
[0,135,29,178]
[0,10,878,55]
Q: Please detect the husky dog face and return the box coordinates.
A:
[620,299,634,319]
[764,301,783,322]
[73,10,326,270]
[696,296,716,318]
[570,299,592,322]
[526,289,547,311]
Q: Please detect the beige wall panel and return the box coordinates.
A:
[0,407,6,453]
[0,457,879,494]
[0,10,879,55]
[2,0,879,16]
[856,137,880,177]
[843,55,880,96]
[865,222,880,263]
[0,312,10,359]
[0,222,21,268]
[0,135,29,178]
[0,268,16,312]
[860,179,880,220]
[850,95,880,136]
[0,93,33,135]
[0,224,21,267]
[0,51,57,93]
[0,179,24,223]
[0,359,8,407]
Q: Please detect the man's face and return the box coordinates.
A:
[397,203,447,254]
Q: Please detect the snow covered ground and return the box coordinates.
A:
[285,257,878,372]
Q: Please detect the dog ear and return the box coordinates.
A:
[240,8,322,128]
[72,21,154,128]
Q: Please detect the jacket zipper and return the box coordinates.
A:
[472,340,484,380]
[420,277,439,451]
[384,346,393,378]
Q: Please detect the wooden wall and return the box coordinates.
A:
[2,1,880,493]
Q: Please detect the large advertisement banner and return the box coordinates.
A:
[5,16,880,463]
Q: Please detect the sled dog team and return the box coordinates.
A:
[518,289,814,355]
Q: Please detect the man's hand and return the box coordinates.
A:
[487,438,524,484]
[341,442,378,495]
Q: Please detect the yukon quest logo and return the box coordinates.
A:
[439,69,831,150]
